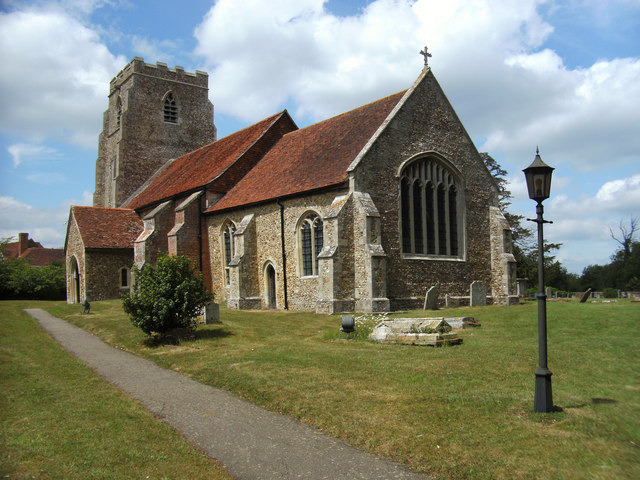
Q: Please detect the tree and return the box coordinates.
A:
[122,254,214,336]
[0,237,66,300]
[609,217,638,262]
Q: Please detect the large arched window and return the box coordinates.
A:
[222,221,236,285]
[163,92,178,123]
[299,213,323,276]
[399,156,463,258]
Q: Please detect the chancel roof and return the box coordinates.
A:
[124,111,292,210]
[206,91,406,213]
[72,206,143,249]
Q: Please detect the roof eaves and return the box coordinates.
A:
[346,68,429,173]
[204,180,348,215]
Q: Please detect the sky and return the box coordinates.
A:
[0,0,638,275]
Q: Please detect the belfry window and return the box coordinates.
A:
[399,156,463,258]
[299,214,323,276]
[163,92,178,123]
[116,97,122,129]
[223,222,236,285]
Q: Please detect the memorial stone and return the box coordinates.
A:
[470,281,487,306]
[579,288,592,303]
[423,286,439,310]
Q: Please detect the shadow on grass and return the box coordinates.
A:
[562,398,618,409]
[143,326,233,347]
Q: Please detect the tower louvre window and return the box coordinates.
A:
[116,97,122,129]
[163,93,178,123]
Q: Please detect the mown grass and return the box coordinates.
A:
[0,301,233,480]
[36,298,640,479]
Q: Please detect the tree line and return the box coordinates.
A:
[483,153,639,294]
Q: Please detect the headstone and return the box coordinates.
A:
[516,278,528,296]
[204,301,220,324]
[470,281,486,306]
[423,286,439,310]
[579,288,592,304]
[545,287,553,298]
[445,293,452,308]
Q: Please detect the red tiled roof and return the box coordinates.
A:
[72,206,143,249]
[125,111,292,210]
[5,239,42,258]
[206,91,405,213]
[20,247,64,266]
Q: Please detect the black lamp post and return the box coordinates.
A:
[523,147,555,413]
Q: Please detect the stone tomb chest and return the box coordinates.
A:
[369,318,463,346]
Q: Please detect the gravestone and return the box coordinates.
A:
[423,286,439,310]
[516,278,528,296]
[545,287,553,298]
[203,301,220,324]
[579,288,592,304]
[470,281,486,306]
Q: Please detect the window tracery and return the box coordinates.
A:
[223,222,236,285]
[163,92,178,123]
[400,156,462,258]
[299,213,323,276]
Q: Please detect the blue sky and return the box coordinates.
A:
[1,0,639,275]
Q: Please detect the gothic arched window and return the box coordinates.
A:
[163,92,178,123]
[299,213,323,276]
[222,221,236,285]
[399,156,463,258]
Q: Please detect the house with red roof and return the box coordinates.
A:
[65,57,517,310]
[4,233,64,266]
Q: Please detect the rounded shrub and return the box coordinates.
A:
[122,254,214,336]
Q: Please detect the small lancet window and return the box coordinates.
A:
[300,214,323,276]
[119,267,129,289]
[116,97,122,129]
[163,92,178,123]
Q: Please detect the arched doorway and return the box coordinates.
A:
[70,257,80,303]
[265,264,276,309]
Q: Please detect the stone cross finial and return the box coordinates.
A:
[420,46,432,67]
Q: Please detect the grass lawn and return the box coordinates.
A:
[0,301,234,480]
[19,298,640,479]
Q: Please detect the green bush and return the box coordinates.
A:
[602,287,618,298]
[122,254,214,336]
[0,246,66,301]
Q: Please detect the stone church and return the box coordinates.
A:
[65,56,516,312]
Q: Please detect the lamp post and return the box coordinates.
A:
[523,147,555,413]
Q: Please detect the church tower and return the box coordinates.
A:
[94,57,217,207]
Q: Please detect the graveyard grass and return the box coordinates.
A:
[8,299,640,480]
[0,301,233,480]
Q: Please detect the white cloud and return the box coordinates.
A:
[193,0,639,175]
[548,174,640,217]
[595,174,640,211]
[8,143,64,167]
[0,191,92,248]
[0,8,125,147]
